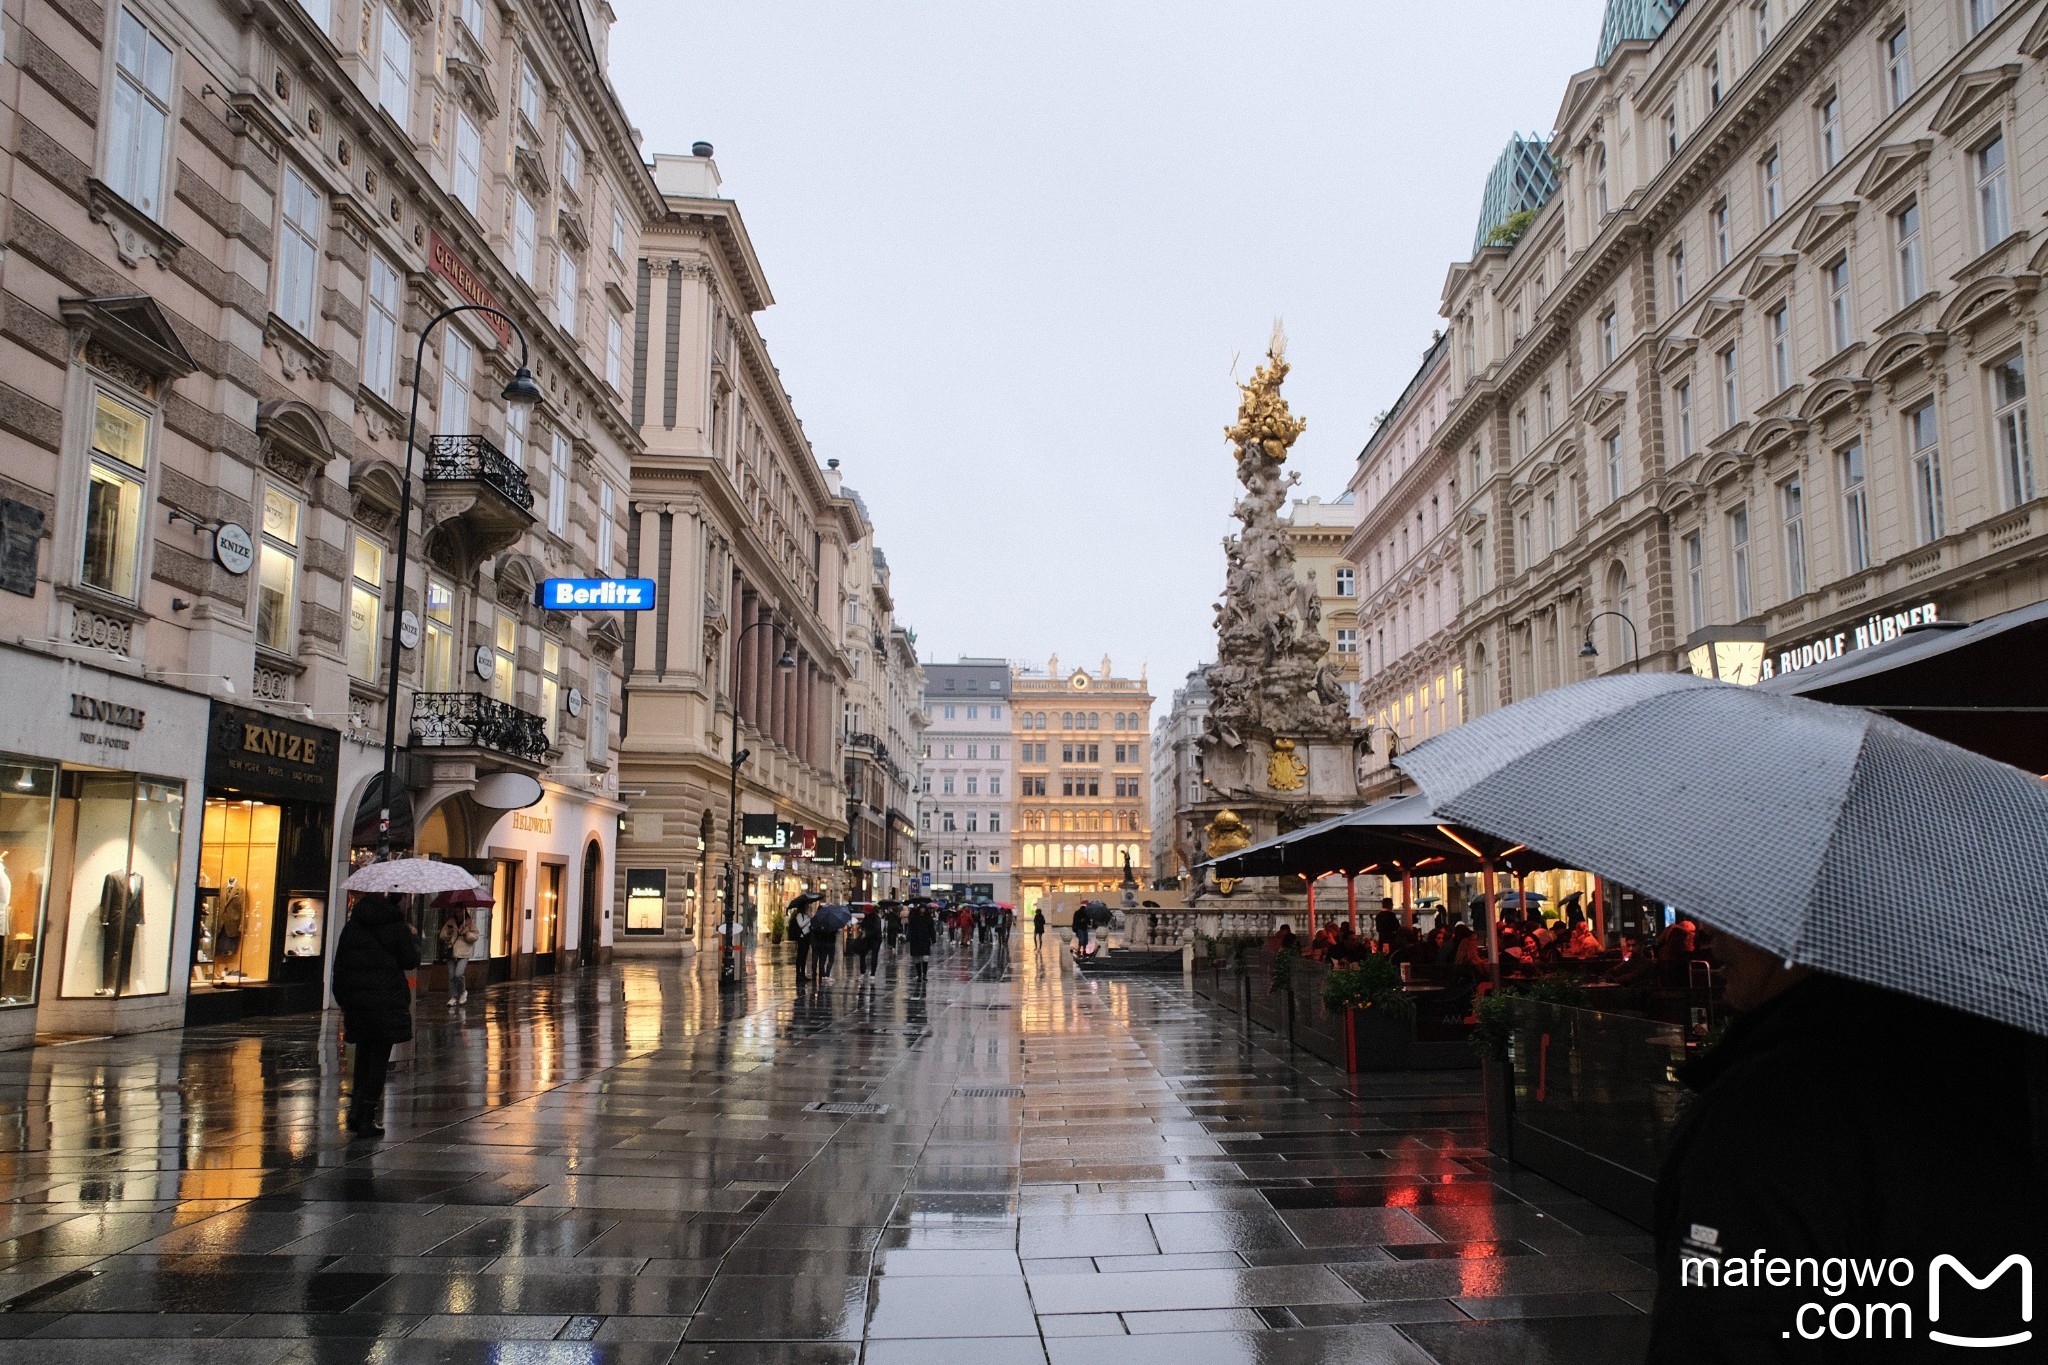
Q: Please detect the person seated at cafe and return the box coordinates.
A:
[1306,924,1338,960]
[1264,923,1297,954]
[1326,923,1364,964]
[1562,920,1602,959]
[1447,924,1485,983]
[1388,926,1430,968]
[1657,919,1702,987]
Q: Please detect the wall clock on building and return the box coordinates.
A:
[1070,671,1090,689]
[473,645,495,681]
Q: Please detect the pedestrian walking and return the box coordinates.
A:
[883,902,902,950]
[437,905,478,1007]
[808,908,839,983]
[1033,907,1046,950]
[331,893,420,1138]
[788,896,816,984]
[906,901,936,985]
[855,905,882,979]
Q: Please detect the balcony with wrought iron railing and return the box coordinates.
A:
[411,692,549,765]
[424,434,536,508]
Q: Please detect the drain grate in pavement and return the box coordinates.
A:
[956,1086,1025,1098]
[802,1100,889,1115]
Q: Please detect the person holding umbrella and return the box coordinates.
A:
[1395,674,2048,1360]
[331,892,420,1137]
[906,900,936,986]
[787,893,820,985]
[808,901,850,983]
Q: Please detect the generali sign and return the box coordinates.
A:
[1763,601,1939,679]
[428,233,513,347]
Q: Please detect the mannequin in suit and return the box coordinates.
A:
[216,877,243,975]
[95,872,144,994]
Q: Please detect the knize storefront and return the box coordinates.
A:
[186,702,340,1024]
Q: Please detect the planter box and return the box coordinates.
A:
[1344,1007,1480,1072]
[1482,1054,1515,1158]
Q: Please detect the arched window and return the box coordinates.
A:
[1037,712,1047,729]
[1594,143,1609,217]
[1062,711,1073,729]
[1606,561,1632,665]
[1112,713,1124,730]
[1474,643,1493,717]
[1088,712,1099,729]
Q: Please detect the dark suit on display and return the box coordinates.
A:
[97,873,144,992]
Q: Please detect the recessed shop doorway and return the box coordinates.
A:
[579,839,601,968]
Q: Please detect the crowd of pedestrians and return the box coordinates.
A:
[788,895,1027,990]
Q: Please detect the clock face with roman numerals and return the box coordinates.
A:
[1071,671,1090,689]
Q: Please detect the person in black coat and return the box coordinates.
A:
[331,893,421,1137]
[1648,932,2047,1361]
[905,902,936,985]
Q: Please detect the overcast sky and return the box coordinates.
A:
[607,1,1611,703]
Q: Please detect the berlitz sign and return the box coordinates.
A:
[535,578,656,611]
[1763,602,1939,679]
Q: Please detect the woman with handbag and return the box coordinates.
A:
[439,905,480,1007]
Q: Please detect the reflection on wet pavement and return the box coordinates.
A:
[0,935,1652,1362]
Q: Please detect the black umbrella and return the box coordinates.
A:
[811,903,852,933]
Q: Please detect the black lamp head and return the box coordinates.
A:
[1578,636,1599,659]
[776,647,797,670]
[733,748,751,767]
[500,366,544,406]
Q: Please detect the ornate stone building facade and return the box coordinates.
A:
[1010,657,1152,913]
[1280,494,1362,706]
[917,658,1013,903]
[840,496,924,901]
[0,0,653,1043]
[616,149,861,948]
[1444,0,2048,718]
[1344,336,1458,802]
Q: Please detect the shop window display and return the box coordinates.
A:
[192,799,280,987]
[537,862,562,955]
[59,773,183,998]
[490,858,519,958]
[0,762,57,1006]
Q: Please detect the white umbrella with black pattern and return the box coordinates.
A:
[344,858,485,897]
[1394,672,2048,1036]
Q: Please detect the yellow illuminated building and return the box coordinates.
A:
[1010,657,1154,914]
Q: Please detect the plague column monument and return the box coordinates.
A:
[1190,330,1359,904]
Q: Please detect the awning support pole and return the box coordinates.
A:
[1346,876,1358,931]
[1483,857,1502,992]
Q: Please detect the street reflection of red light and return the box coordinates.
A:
[1383,1183,1420,1207]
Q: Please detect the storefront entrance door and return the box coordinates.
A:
[579,841,600,968]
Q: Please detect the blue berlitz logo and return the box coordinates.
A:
[535,578,657,611]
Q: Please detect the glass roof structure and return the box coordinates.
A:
[1472,135,1559,255]
[1596,0,1686,65]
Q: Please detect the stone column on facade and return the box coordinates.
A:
[794,658,811,767]
[737,588,757,727]
[764,622,783,746]
[728,576,743,718]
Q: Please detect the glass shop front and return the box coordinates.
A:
[186,703,339,1023]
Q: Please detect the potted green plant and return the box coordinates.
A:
[1322,954,1418,1072]
[766,905,786,945]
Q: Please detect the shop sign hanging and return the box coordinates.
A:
[206,702,339,803]
[212,522,255,575]
[1765,601,1939,678]
[536,578,656,611]
[742,813,779,846]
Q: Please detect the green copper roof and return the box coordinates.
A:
[1597,0,1685,64]
[1473,135,1558,254]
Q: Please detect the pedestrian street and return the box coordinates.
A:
[0,935,1653,1363]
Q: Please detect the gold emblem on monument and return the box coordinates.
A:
[1204,808,1252,897]
[1266,737,1308,792]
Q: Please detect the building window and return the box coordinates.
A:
[1670,245,1688,307]
[1768,303,1791,392]
[1762,147,1782,221]
[364,254,402,402]
[941,810,955,833]
[989,775,1002,797]
[597,480,615,570]
[1543,492,1558,554]
[1684,531,1705,630]
[1706,54,1723,108]
[548,430,571,536]
[81,392,151,598]
[964,850,978,872]
[440,330,472,435]
[1840,442,1872,572]
[1594,144,1609,217]
[1825,255,1853,352]
[1674,378,1695,456]
[347,535,384,682]
[1472,535,1489,594]
[423,577,455,691]
[1908,402,1944,543]
[1754,0,1771,50]
[1711,198,1731,269]
[504,402,526,470]
[1969,0,2003,36]
[1894,200,1924,304]
[1605,431,1624,501]
[966,707,978,722]
[1719,345,1739,428]
[377,9,411,124]
[454,110,482,212]
[560,127,582,194]
[1599,308,1617,366]
[990,705,1003,720]
[606,314,624,389]
[965,810,978,833]
[456,0,482,36]
[1664,107,1679,159]
[1335,565,1355,596]
[942,706,955,720]
[590,664,611,758]
[1818,91,1842,170]
[555,250,579,332]
[1993,352,2036,508]
[1884,23,1912,109]
[1781,475,1807,598]
[612,205,628,259]
[276,166,321,335]
[488,611,516,704]
[255,487,300,654]
[1729,505,1753,618]
[940,850,954,873]
[1541,385,1554,433]
[513,195,538,283]
[540,639,562,744]
[107,10,174,219]
[1335,628,1357,654]
[1515,511,1531,573]
[518,54,543,128]
[1976,133,2011,251]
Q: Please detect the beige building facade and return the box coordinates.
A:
[0,0,653,1044]
[840,498,924,901]
[1443,0,2048,720]
[1345,337,1458,801]
[1010,657,1152,913]
[1280,494,1362,704]
[615,150,862,949]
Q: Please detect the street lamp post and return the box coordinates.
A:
[1579,611,1641,668]
[720,612,796,988]
[376,304,543,858]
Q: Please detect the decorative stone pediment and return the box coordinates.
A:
[349,458,404,534]
[1699,297,1746,337]
[60,293,196,388]
[1706,421,1750,456]
[1657,479,1702,514]
[1793,202,1860,254]
[1930,65,2021,137]
[1741,254,1799,298]
[445,57,498,119]
[1937,274,2040,336]
[494,552,543,608]
[84,180,184,270]
[1800,377,1872,423]
[1578,387,1627,428]
[1656,334,1699,372]
[604,278,633,313]
[1748,417,1807,461]
[588,614,625,657]
[2023,4,2048,56]
[263,313,330,380]
[556,207,588,253]
[1863,329,1947,384]
[512,144,548,197]
[1856,139,1933,200]
[256,398,334,486]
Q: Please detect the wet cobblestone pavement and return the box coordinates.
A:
[0,936,1653,1362]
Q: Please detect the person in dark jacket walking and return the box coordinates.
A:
[330,894,421,1137]
[788,897,816,985]
[1033,908,1046,950]
[906,902,936,986]
[854,906,882,980]
[807,909,839,984]
[1647,931,2047,1361]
